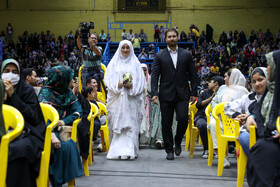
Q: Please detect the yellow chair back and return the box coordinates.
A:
[82,104,96,176]
[277,116,280,134]
[36,103,59,187]
[96,102,110,152]
[101,63,107,99]
[97,101,107,116]
[78,65,84,93]
[189,102,198,114]
[187,102,200,158]
[205,104,212,125]
[205,104,214,166]
[213,102,238,176]
[0,105,24,187]
[97,92,106,103]
[213,102,236,138]
[87,103,99,166]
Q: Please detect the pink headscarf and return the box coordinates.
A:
[141,63,150,132]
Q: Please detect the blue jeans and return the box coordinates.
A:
[239,131,250,157]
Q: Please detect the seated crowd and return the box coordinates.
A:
[0,24,280,187]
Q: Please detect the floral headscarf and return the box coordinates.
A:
[38,66,77,117]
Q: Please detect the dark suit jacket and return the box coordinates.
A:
[151,47,198,102]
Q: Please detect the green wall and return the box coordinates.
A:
[1,0,280,42]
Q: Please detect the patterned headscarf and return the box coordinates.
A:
[38,66,77,117]
[262,52,275,127]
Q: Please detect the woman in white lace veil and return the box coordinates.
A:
[105,40,145,160]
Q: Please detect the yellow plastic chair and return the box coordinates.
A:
[86,103,99,168]
[185,102,198,152]
[97,102,109,153]
[36,103,59,187]
[81,107,96,176]
[68,117,82,187]
[276,116,280,134]
[78,65,84,93]
[71,118,81,143]
[78,64,107,100]
[236,124,257,187]
[213,102,238,176]
[0,104,24,187]
[205,104,214,166]
[185,118,191,151]
[97,92,106,103]
[100,63,107,99]
[188,102,199,158]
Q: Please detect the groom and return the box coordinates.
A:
[151,28,198,160]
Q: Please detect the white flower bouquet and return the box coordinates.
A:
[122,73,133,86]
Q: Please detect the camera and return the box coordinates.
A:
[79,21,94,47]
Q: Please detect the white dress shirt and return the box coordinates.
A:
[167,46,178,68]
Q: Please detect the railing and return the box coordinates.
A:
[100,41,195,66]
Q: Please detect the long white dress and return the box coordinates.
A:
[105,40,146,159]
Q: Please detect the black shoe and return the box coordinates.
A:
[175,144,182,156]
[228,144,236,154]
[166,152,174,160]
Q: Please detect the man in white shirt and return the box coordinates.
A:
[151,28,198,160]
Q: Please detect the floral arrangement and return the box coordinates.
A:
[122,73,133,85]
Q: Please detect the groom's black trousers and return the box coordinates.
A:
[160,98,189,154]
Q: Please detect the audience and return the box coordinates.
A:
[194,76,224,158]
[126,29,134,41]
[245,50,280,187]
[1,24,280,186]
[138,29,147,42]
[208,68,249,168]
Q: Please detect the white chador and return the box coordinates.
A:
[105,40,145,159]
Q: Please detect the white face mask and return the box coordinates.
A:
[2,72,20,85]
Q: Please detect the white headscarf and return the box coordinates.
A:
[222,68,249,102]
[105,40,145,96]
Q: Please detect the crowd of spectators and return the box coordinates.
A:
[1,23,280,87]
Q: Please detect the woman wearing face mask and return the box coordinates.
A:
[1,59,46,187]
[105,40,145,160]
[224,67,267,157]
[245,50,280,187]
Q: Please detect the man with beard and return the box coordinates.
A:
[151,28,198,160]
[22,68,39,86]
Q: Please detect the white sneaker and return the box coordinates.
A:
[213,150,218,159]
[97,143,102,152]
[201,150,209,159]
[155,140,163,149]
[223,157,230,168]
[121,156,130,160]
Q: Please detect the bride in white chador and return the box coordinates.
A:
[105,40,145,160]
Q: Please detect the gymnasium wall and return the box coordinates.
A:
[1,0,280,42]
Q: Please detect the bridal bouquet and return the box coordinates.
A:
[122,73,133,86]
